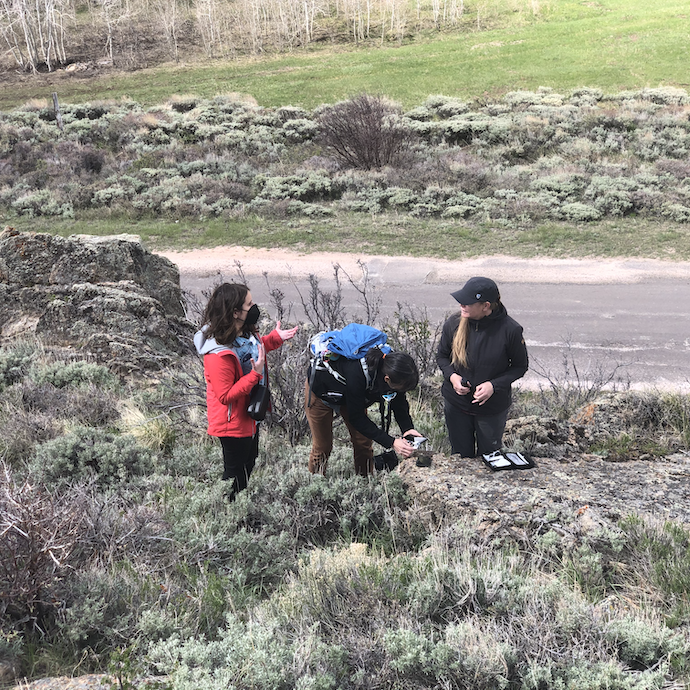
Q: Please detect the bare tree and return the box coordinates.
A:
[99,0,144,65]
[153,0,180,61]
[195,0,220,57]
[338,259,382,326]
[384,0,407,43]
[0,0,68,71]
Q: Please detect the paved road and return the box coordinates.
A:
[165,250,690,392]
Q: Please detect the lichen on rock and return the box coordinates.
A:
[0,228,194,375]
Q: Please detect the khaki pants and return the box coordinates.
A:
[304,381,374,476]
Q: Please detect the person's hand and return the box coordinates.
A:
[251,343,265,374]
[276,321,298,342]
[393,437,415,459]
[450,373,471,396]
[473,381,494,405]
[403,429,424,439]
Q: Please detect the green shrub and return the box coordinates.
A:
[31,427,154,489]
[606,616,688,670]
[662,203,690,223]
[560,202,602,222]
[281,118,319,142]
[530,174,585,200]
[31,361,117,389]
[11,189,73,218]
[569,87,604,106]
[422,94,469,118]
[256,172,337,201]
[521,660,668,690]
[0,348,33,390]
[286,200,334,217]
[619,518,690,626]
[56,568,139,653]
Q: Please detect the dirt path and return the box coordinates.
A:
[158,247,690,285]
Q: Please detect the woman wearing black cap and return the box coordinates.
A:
[436,276,528,458]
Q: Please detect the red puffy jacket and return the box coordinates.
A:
[201,330,284,438]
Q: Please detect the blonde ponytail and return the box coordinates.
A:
[451,316,469,368]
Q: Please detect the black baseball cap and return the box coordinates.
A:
[451,277,500,305]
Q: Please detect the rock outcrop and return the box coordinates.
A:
[399,397,690,540]
[399,450,690,537]
[0,228,194,374]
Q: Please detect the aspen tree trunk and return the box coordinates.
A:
[19,0,39,71]
[195,0,218,57]
[431,0,439,28]
[154,0,178,60]
[0,0,28,68]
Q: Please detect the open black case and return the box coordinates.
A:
[482,450,535,471]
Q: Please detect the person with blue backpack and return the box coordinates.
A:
[194,282,298,496]
[305,323,423,476]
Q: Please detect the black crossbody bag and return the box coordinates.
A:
[247,362,270,421]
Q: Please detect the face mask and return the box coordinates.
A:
[243,303,260,327]
[382,391,397,402]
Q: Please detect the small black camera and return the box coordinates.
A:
[374,449,399,471]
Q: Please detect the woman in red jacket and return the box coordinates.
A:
[194,283,298,496]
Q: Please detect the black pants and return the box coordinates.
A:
[444,400,508,458]
[219,433,259,495]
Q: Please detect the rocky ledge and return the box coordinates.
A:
[0,228,194,375]
[399,450,690,533]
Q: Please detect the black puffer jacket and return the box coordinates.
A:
[436,304,528,415]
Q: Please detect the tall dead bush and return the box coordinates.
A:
[0,465,92,631]
[317,94,413,170]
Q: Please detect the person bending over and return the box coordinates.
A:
[306,337,423,476]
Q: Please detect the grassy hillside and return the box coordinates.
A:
[1,0,688,111]
[3,87,690,258]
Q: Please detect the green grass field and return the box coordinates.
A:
[8,214,690,260]
[2,0,688,111]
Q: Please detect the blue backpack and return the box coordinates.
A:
[308,324,391,405]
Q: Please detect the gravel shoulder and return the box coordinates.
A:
[158,247,690,285]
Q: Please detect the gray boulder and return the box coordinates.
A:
[0,228,194,375]
[0,228,184,316]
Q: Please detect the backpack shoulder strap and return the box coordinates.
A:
[360,356,374,389]
[378,399,393,434]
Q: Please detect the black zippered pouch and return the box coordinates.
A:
[482,450,535,471]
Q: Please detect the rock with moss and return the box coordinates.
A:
[0,227,184,316]
[0,229,193,375]
[397,447,690,541]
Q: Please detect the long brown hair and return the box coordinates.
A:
[202,283,253,346]
[451,301,500,368]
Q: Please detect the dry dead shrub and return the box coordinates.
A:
[18,380,119,427]
[0,462,175,647]
[0,465,95,632]
[0,400,63,465]
[318,94,414,170]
